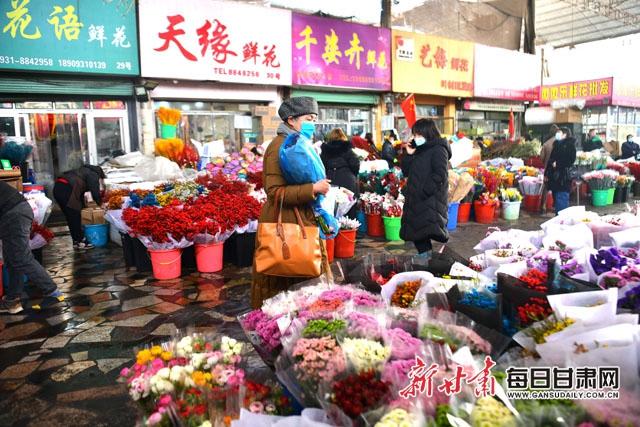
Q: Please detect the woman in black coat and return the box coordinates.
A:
[544,127,577,214]
[400,119,452,257]
[320,128,361,218]
[381,131,397,170]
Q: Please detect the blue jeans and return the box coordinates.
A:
[552,191,570,214]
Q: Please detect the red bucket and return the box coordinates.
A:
[325,238,335,263]
[457,202,471,223]
[523,194,541,213]
[366,213,384,237]
[546,192,554,211]
[473,201,495,224]
[195,242,224,273]
[149,248,182,280]
[493,200,501,220]
[335,229,357,258]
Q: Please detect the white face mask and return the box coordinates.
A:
[555,132,563,141]
[414,136,426,146]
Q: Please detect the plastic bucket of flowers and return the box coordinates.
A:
[591,189,609,207]
[606,187,615,205]
[149,248,183,280]
[360,192,384,237]
[325,237,335,263]
[194,242,224,273]
[356,209,367,234]
[545,191,554,211]
[382,216,402,241]
[335,217,360,258]
[473,193,497,224]
[366,213,384,237]
[84,224,109,247]
[447,202,460,231]
[382,195,403,241]
[500,188,522,221]
[522,194,541,213]
[457,202,472,223]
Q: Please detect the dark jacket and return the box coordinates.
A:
[545,137,577,192]
[621,140,640,160]
[381,140,396,169]
[320,140,360,197]
[61,165,105,211]
[583,136,603,152]
[0,181,25,218]
[400,138,452,243]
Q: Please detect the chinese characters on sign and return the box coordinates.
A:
[540,77,613,106]
[0,0,138,74]
[291,13,391,90]
[139,0,292,84]
[392,31,474,97]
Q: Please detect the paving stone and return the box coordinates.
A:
[18,355,40,363]
[25,403,98,426]
[71,351,88,361]
[0,361,41,379]
[106,314,159,328]
[0,323,43,341]
[41,335,72,349]
[96,358,129,374]
[37,358,69,372]
[71,326,114,344]
[75,317,106,330]
[104,285,128,292]
[107,308,151,321]
[46,312,75,326]
[51,361,95,382]
[121,295,163,312]
[151,288,181,296]
[149,301,183,314]
[57,384,127,403]
[0,338,46,349]
[74,287,102,296]
[150,323,176,336]
[89,292,112,304]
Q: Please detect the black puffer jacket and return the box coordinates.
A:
[381,140,396,169]
[400,138,452,243]
[320,140,360,218]
[545,137,577,192]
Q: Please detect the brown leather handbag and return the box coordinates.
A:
[255,188,322,277]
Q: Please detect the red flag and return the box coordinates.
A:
[508,109,515,142]
[401,94,417,128]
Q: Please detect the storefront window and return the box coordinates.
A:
[316,106,372,139]
[92,101,125,110]
[0,102,13,109]
[94,117,124,162]
[0,116,16,136]
[153,101,262,151]
[15,102,53,109]
[55,101,91,109]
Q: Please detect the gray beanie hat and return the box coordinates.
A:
[278,96,319,121]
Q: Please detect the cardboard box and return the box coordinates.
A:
[81,207,106,225]
[554,108,582,124]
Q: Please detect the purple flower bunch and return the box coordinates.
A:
[347,312,383,340]
[619,247,640,263]
[242,309,268,331]
[385,328,422,360]
[618,284,640,311]
[527,255,549,272]
[590,248,627,275]
[319,288,352,302]
[561,259,585,277]
[255,315,282,352]
[352,291,384,308]
[381,359,414,386]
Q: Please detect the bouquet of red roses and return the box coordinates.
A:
[122,205,197,249]
[29,222,55,250]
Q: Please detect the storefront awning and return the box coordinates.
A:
[0,77,133,97]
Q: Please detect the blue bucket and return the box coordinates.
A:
[84,224,109,247]
[447,202,460,231]
[356,210,367,234]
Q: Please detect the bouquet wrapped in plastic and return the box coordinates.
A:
[279,132,338,239]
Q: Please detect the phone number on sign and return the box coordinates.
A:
[58,59,107,70]
[0,55,53,67]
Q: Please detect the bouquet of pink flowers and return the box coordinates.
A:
[582,169,619,190]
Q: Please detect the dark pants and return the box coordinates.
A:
[414,239,433,254]
[0,202,57,300]
[552,191,570,215]
[53,182,83,243]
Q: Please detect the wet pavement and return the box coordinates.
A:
[0,204,628,426]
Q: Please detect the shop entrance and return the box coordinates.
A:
[0,102,130,194]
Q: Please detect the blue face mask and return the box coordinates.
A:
[414,136,426,146]
[300,121,315,139]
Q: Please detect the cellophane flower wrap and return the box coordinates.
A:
[29,222,54,250]
[338,216,361,231]
[582,169,619,190]
[382,194,404,217]
[279,132,338,239]
[360,192,384,215]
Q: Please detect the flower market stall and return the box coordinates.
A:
[117,201,640,427]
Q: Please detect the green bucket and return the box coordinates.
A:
[606,187,615,205]
[501,201,521,220]
[382,216,402,241]
[592,189,609,207]
[160,123,177,139]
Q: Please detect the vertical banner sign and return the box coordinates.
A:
[539,77,613,106]
[139,0,292,85]
[291,13,391,91]
[0,0,138,75]
[392,30,474,97]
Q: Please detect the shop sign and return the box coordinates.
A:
[0,0,139,75]
[613,80,640,108]
[540,77,613,106]
[463,100,525,113]
[392,30,474,97]
[291,14,391,91]
[139,0,292,85]
[473,44,539,101]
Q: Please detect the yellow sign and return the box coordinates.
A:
[392,30,474,97]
